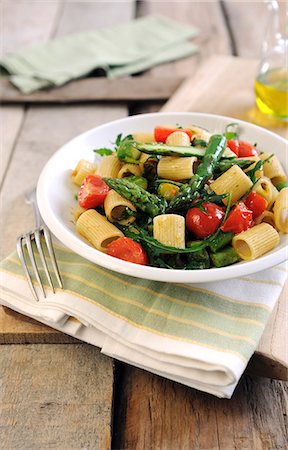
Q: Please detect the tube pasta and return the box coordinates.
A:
[73,204,87,221]
[104,189,136,225]
[252,176,279,209]
[139,152,151,165]
[76,209,124,252]
[153,214,185,248]
[118,163,143,178]
[232,223,280,261]
[165,131,191,146]
[71,159,97,186]
[157,156,197,181]
[188,126,211,141]
[210,165,253,205]
[133,132,155,143]
[260,152,287,185]
[255,210,275,228]
[98,155,122,178]
[273,187,288,233]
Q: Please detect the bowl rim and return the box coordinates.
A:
[37,111,288,283]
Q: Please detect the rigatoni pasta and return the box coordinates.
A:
[153,214,185,248]
[232,223,280,261]
[118,163,143,178]
[210,165,253,205]
[157,156,197,181]
[133,132,155,143]
[73,204,87,221]
[259,152,287,185]
[273,187,288,233]
[71,159,97,186]
[76,209,124,252]
[255,210,276,228]
[98,154,122,178]
[104,189,136,225]
[252,176,279,209]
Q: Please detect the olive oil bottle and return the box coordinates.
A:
[255,67,288,119]
[255,0,288,120]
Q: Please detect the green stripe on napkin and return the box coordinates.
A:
[0,15,198,94]
[1,244,273,362]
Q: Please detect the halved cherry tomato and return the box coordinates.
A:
[154,126,193,143]
[78,174,110,209]
[221,202,253,234]
[186,202,224,239]
[107,237,149,265]
[244,191,268,219]
[227,139,240,157]
[237,140,259,157]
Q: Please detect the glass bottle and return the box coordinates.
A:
[254,0,288,120]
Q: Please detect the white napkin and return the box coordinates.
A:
[0,245,287,398]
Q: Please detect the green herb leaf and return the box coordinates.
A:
[246,154,273,183]
[93,148,114,156]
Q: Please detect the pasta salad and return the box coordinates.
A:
[71,124,288,269]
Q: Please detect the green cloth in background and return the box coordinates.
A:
[0,15,199,94]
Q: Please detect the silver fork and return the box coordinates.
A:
[16,189,63,301]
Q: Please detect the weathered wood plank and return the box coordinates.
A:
[0,107,24,184]
[0,307,77,344]
[0,76,183,103]
[1,0,62,192]
[113,364,288,450]
[0,344,114,450]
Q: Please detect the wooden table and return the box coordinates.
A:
[1,2,287,449]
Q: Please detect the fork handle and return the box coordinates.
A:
[25,189,42,229]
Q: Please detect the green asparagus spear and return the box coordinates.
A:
[276,180,288,191]
[103,177,167,218]
[210,246,239,268]
[215,158,252,176]
[125,175,148,190]
[208,230,234,253]
[135,142,235,158]
[168,134,227,212]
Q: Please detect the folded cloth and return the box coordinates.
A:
[0,244,286,398]
[0,15,198,94]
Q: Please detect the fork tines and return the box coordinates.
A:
[17,225,63,301]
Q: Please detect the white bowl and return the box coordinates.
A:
[37,112,288,283]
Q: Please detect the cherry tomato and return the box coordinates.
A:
[237,140,259,157]
[78,174,110,209]
[186,202,224,239]
[154,126,193,143]
[221,202,253,234]
[107,237,149,265]
[244,191,268,219]
[227,139,240,157]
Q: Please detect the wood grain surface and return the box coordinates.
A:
[1,344,114,450]
[1,1,287,449]
[0,77,183,103]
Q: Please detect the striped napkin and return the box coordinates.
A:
[0,244,286,398]
[0,15,198,94]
